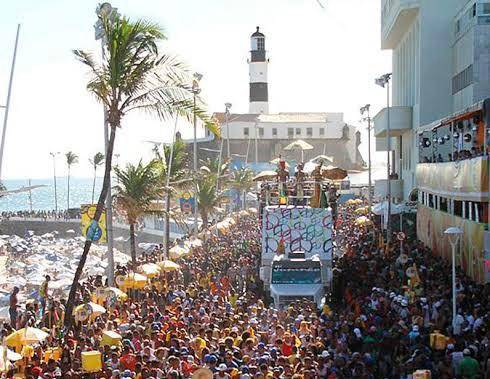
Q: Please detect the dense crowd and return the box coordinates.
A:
[1,203,489,378]
[1,210,80,221]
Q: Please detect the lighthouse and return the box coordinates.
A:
[249,26,269,114]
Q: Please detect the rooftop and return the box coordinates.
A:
[212,112,344,124]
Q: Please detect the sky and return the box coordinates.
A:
[0,0,391,179]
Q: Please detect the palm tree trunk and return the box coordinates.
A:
[67,167,70,215]
[164,192,170,253]
[92,167,97,204]
[129,223,136,266]
[200,209,208,228]
[64,124,117,331]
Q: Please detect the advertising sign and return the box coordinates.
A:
[81,204,107,243]
[179,192,195,214]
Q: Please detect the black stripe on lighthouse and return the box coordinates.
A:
[250,82,268,102]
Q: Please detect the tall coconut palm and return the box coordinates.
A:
[230,167,254,209]
[89,152,105,203]
[113,160,161,265]
[65,12,218,329]
[196,175,226,227]
[65,151,79,212]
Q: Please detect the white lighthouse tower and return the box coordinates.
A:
[249,26,269,114]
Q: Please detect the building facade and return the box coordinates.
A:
[374,0,490,201]
[198,27,365,170]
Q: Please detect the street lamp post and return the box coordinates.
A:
[375,73,392,245]
[95,2,118,286]
[192,72,203,235]
[444,226,463,330]
[360,104,373,215]
[49,152,60,215]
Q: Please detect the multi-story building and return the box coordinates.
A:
[374,0,490,201]
[377,0,490,283]
[197,27,365,170]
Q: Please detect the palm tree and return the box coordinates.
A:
[89,152,105,203]
[65,12,218,329]
[196,174,226,227]
[65,151,79,212]
[230,168,254,209]
[113,160,161,265]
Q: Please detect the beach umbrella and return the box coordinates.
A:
[310,155,334,165]
[168,245,189,259]
[140,263,161,278]
[5,327,49,348]
[73,302,106,318]
[0,346,22,362]
[93,287,127,303]
[354,216,373,227]
[354,207,368,215]
[123,273,148,289]
[252,170,277,181]
[322,165,348,180]
[157,260,181,272]
[283,140,314,162]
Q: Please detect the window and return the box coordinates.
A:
[483,3,490,14]
[452,65,473,94]
[454,200,463,217]
[272,128,277,137]
[319,128,325,136]
[244,127,249,137]
[306,128,313,137]
[257,37,265,50]
[295,128,301,136]
[472,3,477,17]
[258,128,264,137]
[440,197,448,212]
[428,194,434,208]
[456,19,461,33]
[288,128,294,137]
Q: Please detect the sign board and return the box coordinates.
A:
[179,192,195,214]
[81,204,106,243]
[397,232,406,241]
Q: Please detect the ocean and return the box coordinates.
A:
[0,177,103,212]
[0,167,386,212]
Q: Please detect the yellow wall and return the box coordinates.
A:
[417,204,486,283]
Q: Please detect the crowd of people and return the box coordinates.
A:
[1,201,489,378]
[1,210,79,221]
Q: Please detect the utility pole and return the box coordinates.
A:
[0,24,20,180]
[360,104,373,215]
[192,72,203,234]
[375,73,392,245]
[49,152,60,214]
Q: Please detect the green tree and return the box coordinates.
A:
[230,167,254,209]
[89,152,105,203]
[65,151,79,212]
[65,12,217,329]
[113,160,161,265]
[196,174,225,227]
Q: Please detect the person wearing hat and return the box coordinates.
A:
[215,363,230,379]
[459,349,479,379]
[9,286,19,328]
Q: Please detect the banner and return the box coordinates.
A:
[261,206,333,258]
[81,204,107,243]
[179,192,195,214]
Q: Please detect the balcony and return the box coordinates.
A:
[374,179,404,201]
[375,137,396,152]
[381,0,419,49]
[374,106,413,138]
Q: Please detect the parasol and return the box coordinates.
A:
[252,170,277,181]
[5,327,49,348]
[310,154,334,165]
[322,165,348,180]
[168,245,190,259]
[354,216,373,227]
[283,140,314,162]
[139,263,161,278]
[157,260,181,272]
